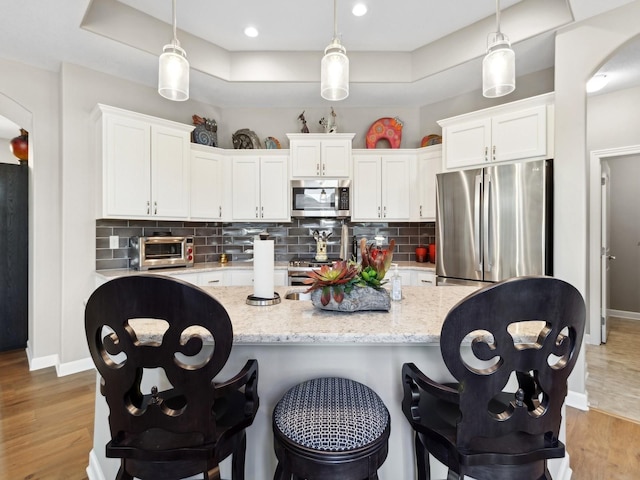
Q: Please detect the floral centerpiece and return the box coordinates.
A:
[304,238,396,312]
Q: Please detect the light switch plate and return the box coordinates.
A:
[109,235,119,249]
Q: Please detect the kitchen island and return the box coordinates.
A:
[86,284,572,480]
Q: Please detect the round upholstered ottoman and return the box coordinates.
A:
[272,377,390,480]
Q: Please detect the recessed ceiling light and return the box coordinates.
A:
[586,73,608,93]
[352,3,367,16]
[244,26,259,38]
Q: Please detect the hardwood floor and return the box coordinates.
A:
[1,339,640,480]
[585,316,640,423]
[0,349,95,480]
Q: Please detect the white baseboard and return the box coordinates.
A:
[557,453,573,480]
[57,356,95,376]
[608,309,640,321]
[86,450,106,480]
[566,390,589,411]
[26,347,94,377]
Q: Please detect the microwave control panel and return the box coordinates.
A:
[338,187,350,210]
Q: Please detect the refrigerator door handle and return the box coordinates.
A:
[474,174,482,272]
[484,173,492,272]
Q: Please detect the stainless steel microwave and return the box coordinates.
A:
[129,236,195,270]
[291,179,351,218]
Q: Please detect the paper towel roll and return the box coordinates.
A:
[253,239,275,299]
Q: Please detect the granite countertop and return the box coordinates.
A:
[130,285,478,346]
[96,261,435,278]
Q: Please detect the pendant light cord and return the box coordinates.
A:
[172,0,179,46]
[333,0,338,40]
[495,0,501,34]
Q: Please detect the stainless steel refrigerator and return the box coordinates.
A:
[435,159,552,286]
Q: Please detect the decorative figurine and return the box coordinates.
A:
[319,108,338,133]
[191,115,218,147]
[298,111,309,133]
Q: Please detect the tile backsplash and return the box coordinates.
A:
[96,218,435,270]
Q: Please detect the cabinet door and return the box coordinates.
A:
[417,148,442,220]
[231,157,261,220]
[104,114,151,217]
[352,155,382,221]
[151,125,190,218]
[321,138,351,177]
[198,270,226,287]
[381,155,411,220]
[444,118,491,169]
[290,140,321,177]
[229,270,255,286]
[260,156,290,221]
[416,271,436,287]
[190,148,226,220]
[491,105,547,162]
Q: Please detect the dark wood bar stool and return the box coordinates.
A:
[272,377,390,480]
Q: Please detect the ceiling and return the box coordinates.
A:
[0,0,637,141]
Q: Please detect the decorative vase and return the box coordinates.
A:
[310,287,391,312]
[10,129,28,162]
[415,246,427,263]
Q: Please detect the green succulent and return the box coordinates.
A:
[303,260,360,305]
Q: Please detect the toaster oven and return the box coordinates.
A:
[129,236,195,270]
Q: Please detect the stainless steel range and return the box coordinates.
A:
[287,257,341,286]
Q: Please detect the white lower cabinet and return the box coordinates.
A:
[415,271,436,286]
[228,269,287,287]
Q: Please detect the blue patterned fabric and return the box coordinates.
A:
[273,377,389,452]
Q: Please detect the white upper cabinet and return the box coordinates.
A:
[231,152,290,222]
[352,151,413,222]
[438,93,554,170]
[94,104,192,219]
[288,133,354,178]
[416,145,442,221]
[190,145,230,221]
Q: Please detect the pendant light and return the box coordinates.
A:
[321,0,349,101]
[158,0,189,101]
[482,0,515,98]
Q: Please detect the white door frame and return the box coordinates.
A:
[588,144,640,344]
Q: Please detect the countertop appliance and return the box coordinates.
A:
[291,179,350,218]
[435,159,552,286]
[287,256,341,286]
[0,163,28,352]
[129,235,195,270]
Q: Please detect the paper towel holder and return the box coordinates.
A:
[246,292,281,306]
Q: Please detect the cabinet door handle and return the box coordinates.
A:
[421,279,433,284]
[219,206,222,218]
[484,146,488,162]
[208,279,220,284]
[317,163,320,175]
[383,206,387,218]
[420,205,423,217]
[255,206,259,218]
[146,201,150,215]
[154,201,158,215]
[322,163,326,175]
[378,206,381,218]
[261,206,264,218]
[492,145,496,161]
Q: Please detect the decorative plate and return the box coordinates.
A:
[232,129,262,149]
[421,134,442,147]
[264,137,281,149]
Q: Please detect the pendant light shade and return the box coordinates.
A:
[482,1,515,98]
[158,0,189,101]
[321,0,349,101]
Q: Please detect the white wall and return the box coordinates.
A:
[218,107,422,150]
[0,59,62,366]
[554,0,640,401]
